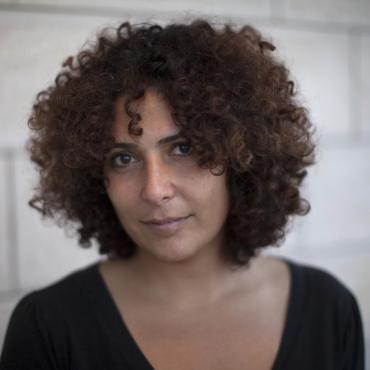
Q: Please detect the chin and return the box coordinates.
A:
[143,243,199,264]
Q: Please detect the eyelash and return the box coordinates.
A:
[109,142,192,169]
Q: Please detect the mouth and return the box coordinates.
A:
[142,215,191,225]
[142,215,192,233]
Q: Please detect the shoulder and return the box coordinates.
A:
[11,261,101,323]
[2,262,102,353]
[279,257,365,367]
[285,257,356,305]
[278,256,364,336]
[1,262,102,369]
[259,255,361,323]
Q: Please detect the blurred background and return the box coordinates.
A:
[0,0,369,366]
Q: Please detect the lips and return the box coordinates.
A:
[142,215,191,234]
[143,216,190,225]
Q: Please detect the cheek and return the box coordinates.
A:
[105,178,137,216]
[189,171,230,215]
[211,178,229,215]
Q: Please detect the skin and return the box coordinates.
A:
[103,88,251,308]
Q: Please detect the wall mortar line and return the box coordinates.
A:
[347,28,362,140]
[1,3,370,34]
[4,150,20,291]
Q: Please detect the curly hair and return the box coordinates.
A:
[26,18,317,267]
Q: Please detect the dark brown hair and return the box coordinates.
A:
[27,18,316,267]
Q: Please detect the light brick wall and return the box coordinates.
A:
[0,0,369,366]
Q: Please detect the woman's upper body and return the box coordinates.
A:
[1,17,365,370]
[0,255,365,370]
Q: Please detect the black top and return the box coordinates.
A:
[0,257,365,370]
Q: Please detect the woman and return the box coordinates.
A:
[0,19,365,369]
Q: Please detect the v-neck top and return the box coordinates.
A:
[0,257,365,370]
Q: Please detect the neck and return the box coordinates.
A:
[111,244,250,310]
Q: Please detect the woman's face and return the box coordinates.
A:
[104,89,230,263]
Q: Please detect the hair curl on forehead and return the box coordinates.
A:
[27,18,317,266]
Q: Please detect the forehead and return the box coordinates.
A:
[112,90,179,143]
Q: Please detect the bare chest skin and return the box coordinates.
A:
[98,255,291,370]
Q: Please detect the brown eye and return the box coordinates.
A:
[110,152,136,168]
[172,142,192,156]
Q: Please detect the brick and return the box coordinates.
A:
[0,11,112,149]
[284,0,370,26]
[258,24,351,138]
[14,155,100,290]
[298,146,370,248]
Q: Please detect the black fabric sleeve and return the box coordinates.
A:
[340,292,365,370]
[0,292,59,370]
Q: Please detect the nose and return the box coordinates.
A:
[140,155,175,205]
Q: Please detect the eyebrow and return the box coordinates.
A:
[112,133,184,150]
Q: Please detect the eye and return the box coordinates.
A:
[107,142,192,170]
[172,142,192,156]
[109,152,136,168]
